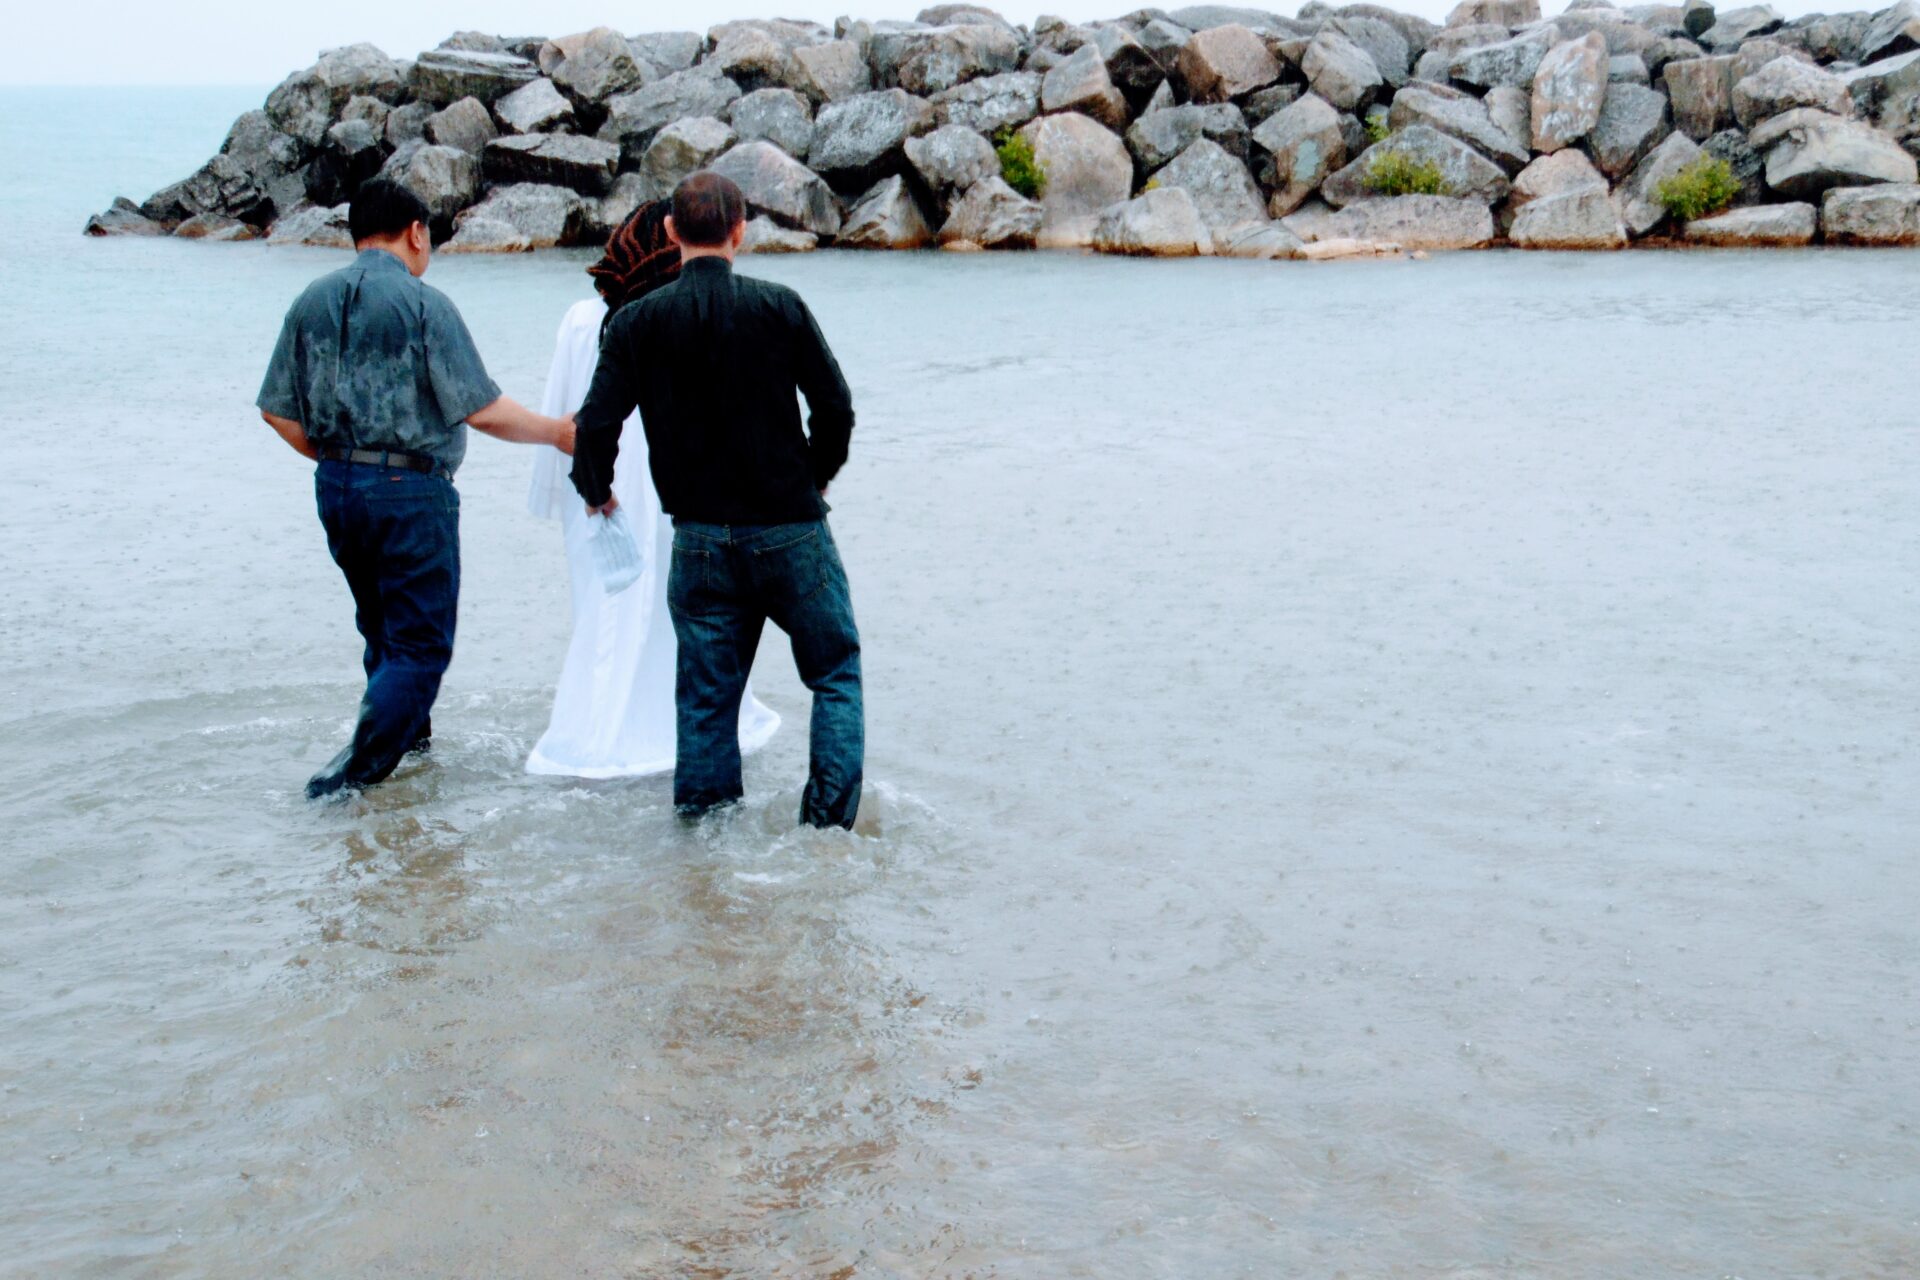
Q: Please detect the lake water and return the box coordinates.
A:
[2,87,1917,1278]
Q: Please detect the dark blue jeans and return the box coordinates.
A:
[667,519,864,829]
[308,460,460,798]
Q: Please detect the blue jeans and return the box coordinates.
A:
[308,460,460,798]
[667,520,864,829]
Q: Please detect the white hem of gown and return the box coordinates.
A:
[523,296,783,781]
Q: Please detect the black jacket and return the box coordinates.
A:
[571,256,855,524]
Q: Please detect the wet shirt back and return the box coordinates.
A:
[570,256,855,525]
[257,248,500,474]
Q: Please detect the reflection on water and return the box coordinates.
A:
[3,88,1919,1276]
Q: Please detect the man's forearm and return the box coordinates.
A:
[262,412,319,461]
[468,396,574,452]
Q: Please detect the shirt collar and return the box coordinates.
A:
[356,247,410,273]
[680,255,735,276]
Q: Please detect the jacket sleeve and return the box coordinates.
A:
[569,313,639,509]
[792,297,855,491]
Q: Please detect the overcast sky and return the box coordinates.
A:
[8,0,1839,85]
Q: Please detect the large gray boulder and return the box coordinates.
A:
[932,70,1043,133]
[1212,220,1308,256]
[1699,4,1785,50]
[385,102,433,149]
[1822,181,1920,242]
[1316,194,1496,246]
[380,143,481,237]
[1664,55,1736,137]
[1330,15,1413,88]
[706,20,822,95]
[1252,92,1348,214]
[838,174,936,247]
[1509,184,1627,246]
[220,109,312,218]
[267,202,354,247]
[741,216,820,253]
[1733,56,1853,126]
[1128,103,1252,171]
[1017,111,1136,246]
[1682,200,1816,242]
[266,44,407,146]
[493,78,574,134]
[1762,112,1920,195]
[792,40,875,104]
[174,213,259,242]
[811,89,937,190]
[1177,24,1283,101]
[446,183,592,250]
[1643,35,1707,78]
[884,23,1025,95]
[1617,128,1702,233]
[1389,83,1530,172]
[1587,81,1672,177]
[1844,48,1920,127]
[143,154,275,228]
[589,173,650,241]
[424,97,497,156]
[730,88,816,160]
[599,66,745,165]
[1683,0,1716,39]
[305,119,386,207]
[1171,5,1300,34]
[1505,151,1624,245]
[1449,25,1562,90]
[1554,10,1663,57]
[1092,187,1215,254]
[484,133,621,195]
[1703,126,1769,203]
[904,124,1000,203]
[1303,28,1387,110]
[630,31,706,79]
[641,117,740,200]
[1088,23,1172,101]
[84,197,167,237]
[1487,85,1532,151]
[938,175,1045,247]
[1242,82,1305,125]
[1446,0,1542,25]
[1610,53,1652,85]
[1321,124,1513,206]
[1860,0,1920,63]
[1532,33,1611,152]
[538,28,645,103]
[709,140,845,236]
[409,49,539,106]
[918,4,1020,31]
[1042,43,1131,129]
[1153,137,1268,229]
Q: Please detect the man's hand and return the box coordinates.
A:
[587,496,619,517]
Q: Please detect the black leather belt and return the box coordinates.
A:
[319,446,440,475]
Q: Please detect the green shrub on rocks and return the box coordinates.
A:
[994,128,1046,200]
[1363,109,1392,146]
[1364,152,1451,197]
[1654,157,1741,223]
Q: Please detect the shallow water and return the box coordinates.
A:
[3,89,1918,1278]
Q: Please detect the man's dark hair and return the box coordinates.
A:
[671,172,747,247]
[349,179,432,244]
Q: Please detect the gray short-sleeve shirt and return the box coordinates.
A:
[258,248,500,474]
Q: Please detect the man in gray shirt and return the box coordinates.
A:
[258,179,574,799]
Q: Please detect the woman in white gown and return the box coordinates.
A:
[525,202,780,778]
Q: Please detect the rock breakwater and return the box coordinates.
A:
[87,2,1920,255]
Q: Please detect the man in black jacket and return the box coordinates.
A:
[571,173,863,829]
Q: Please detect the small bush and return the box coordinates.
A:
[994,128,1046,200]
[1654,156,1741,222]
[1363,110,1392,145]
[1364,151,1452,197]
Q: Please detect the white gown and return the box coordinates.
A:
[525,298,781,778]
